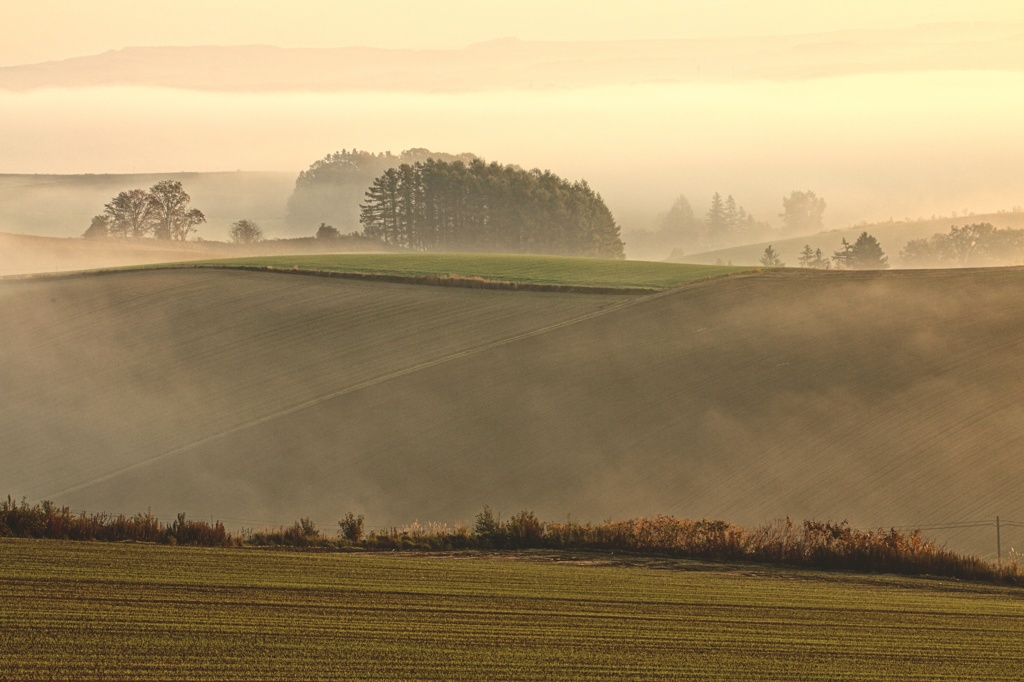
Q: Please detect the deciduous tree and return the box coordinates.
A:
[83,215,109,239]
[228,219,263,244]
[103,189,161,238]
[782,190,826,234]
[315,222,341,239]
[150,180,206,241]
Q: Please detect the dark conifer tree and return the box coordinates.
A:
[359,159,624,258]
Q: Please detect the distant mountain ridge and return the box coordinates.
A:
[1,23,1022,92]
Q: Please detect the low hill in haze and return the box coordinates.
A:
[0,172,295,239]
[1,24,1021,92]
[0,232,390,277]
[2,263,1023,557]
[674,211,1024,267]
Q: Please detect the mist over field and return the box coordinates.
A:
[3,3,1024,568]
[3,266,1024,558]
[2,20,1024,244]
[2,71,1022,239]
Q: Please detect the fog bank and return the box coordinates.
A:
[1,72,1021,236]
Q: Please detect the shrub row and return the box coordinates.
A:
[0,497,235,547]
[2,497,1019,584]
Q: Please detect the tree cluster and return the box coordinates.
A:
[900,223,1024,267]
[797,244,831,269]
[84,181,205,241]
[645,191,817,260]
[315,223,341,240]
[359,159,625,258]
[794,232,888,270]
[832,232,889,269]
[703,192,766,249]
[287,148,478,232]
[228,219,264,244]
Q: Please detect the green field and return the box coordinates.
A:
[2,539,1022,680]
[183,253,754,289]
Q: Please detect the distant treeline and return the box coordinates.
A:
[633,190,825,260]
[359,159,625,258]
[790,231,889,270]
[2,497,1019,584]
[901,223,1024,267]
[85,180,205,241]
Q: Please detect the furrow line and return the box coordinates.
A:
[44,287,681,499]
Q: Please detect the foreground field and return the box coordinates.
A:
[183,253,752,289]
[3,265,1024,556]
[2,539,1023,680]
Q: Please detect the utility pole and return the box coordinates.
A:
[997,516,1002,570]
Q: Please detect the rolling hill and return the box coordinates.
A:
[0,232,392,278]
[2,262,1023,557]
[672,211,1024,268]
[2,24,1021,93]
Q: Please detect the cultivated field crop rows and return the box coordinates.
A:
[2,539,1023,680]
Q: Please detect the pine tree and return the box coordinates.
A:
[724,195,739,238]
[357,159,624,257]
[798,244,815,267]
[759,244,785,267]
[705,192,728,248]
[833,232,889,269]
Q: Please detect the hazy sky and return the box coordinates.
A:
[1,1,1023,233]
[2,0,1023,66]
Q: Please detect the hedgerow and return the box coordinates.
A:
[2,496,1019,584]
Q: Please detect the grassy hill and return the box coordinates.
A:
[182,253,752,290]
[4,539,1022,680]
[674,211,1024,267]
[2,259,1024,557]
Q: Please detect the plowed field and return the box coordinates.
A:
[2,265,1024,556]
[2,539,1023,680]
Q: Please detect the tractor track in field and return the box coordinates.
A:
[43,276,702,500]
[7,264,1024,558]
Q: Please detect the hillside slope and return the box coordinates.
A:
[0,232,391,277]
[2,25,1022,92]
[2,267,1023,556]
[672,211,1024,268]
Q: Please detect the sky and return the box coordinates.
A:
[2,0,1023,66]
[1,1,1023,234]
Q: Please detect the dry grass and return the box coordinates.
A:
[4,497,1021,584]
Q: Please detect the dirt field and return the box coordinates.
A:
[2,266,1023,556]
[4,539,1024,681]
